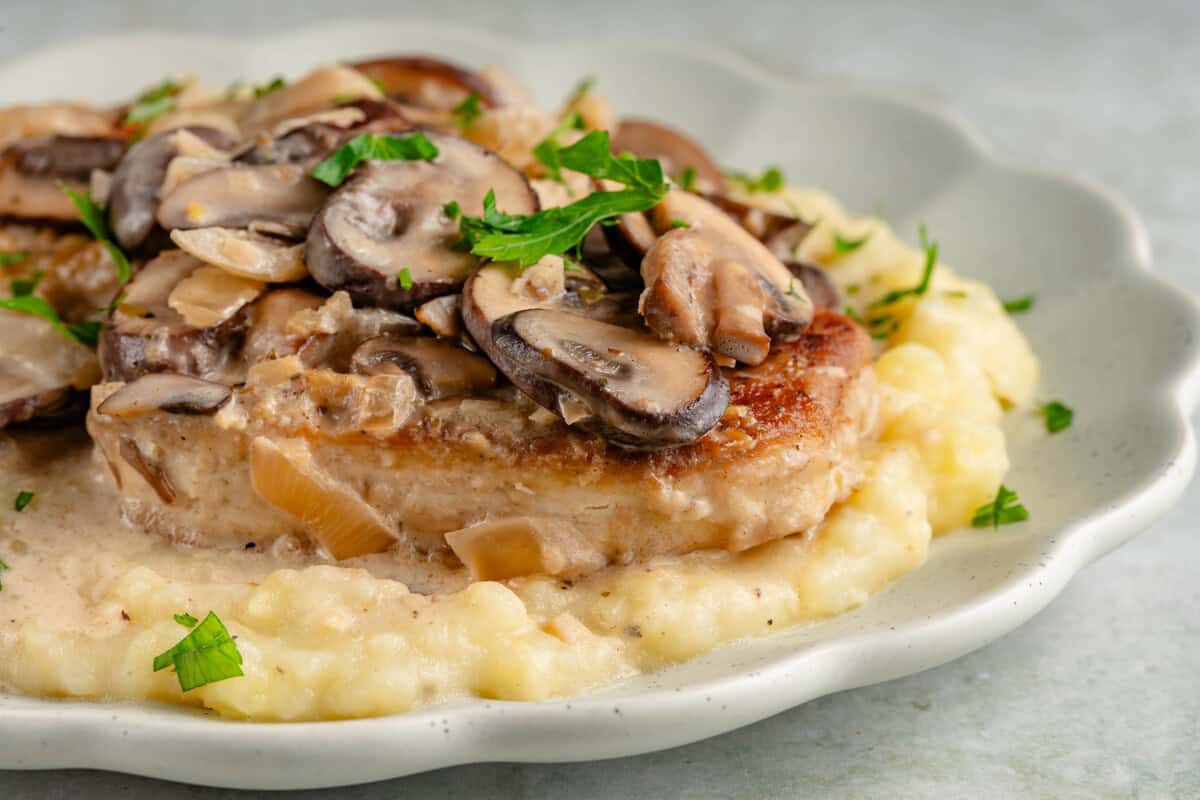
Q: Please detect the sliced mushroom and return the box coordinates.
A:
[611,118,726,192]
[240,287,326,367]
[702,192,814,260]
[351,56,499,126]
[156,162,328,235]
[237,66,385,137]
[462,260,729,449]
[170,226,307,282]
[413,293,462,338]
[108,126,237,250]
[286,290,422,371]
[0,309,99,428]
[98,250,248,383]
[0,136,126,221]
[786,261,839,310]
[0,103,118,151]
[167,264,265,328]
[306,132,537,311]
[119,436,177,504]
[639,189,814,365]
[96,372,231,417]
[350,335,496,399]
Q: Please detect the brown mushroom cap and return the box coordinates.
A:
[786,261,840,310]
[108,126,238,250]
[350,335,496,399]
[96,372,232,417]
[156,162,329,235]
[611,118,726,192]
[639,189,814,366]
[305,132,537,311]
[0,136,127,222]
[351,56,499,112]
[462,260,729,449]
[98,250,248,383]
[0,308,98,428]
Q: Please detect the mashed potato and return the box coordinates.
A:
[0,189,1037,721]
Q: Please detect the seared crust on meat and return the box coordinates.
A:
[87,309,876,578]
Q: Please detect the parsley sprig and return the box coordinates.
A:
[970,485,1029,529]
[153,611,244,692]
[1003,295,1035,314]
[729,166,784,193]
[310,132,439,187]
[60,185,133,285]
[0,556,8,591]
[833,232,870,254]
[459,130,668,267]
[124,78,182,125]
[0,294,100,346]
[0,251,29,268]
[871,224,937,308]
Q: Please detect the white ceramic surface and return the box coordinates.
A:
[1,19,1197,792]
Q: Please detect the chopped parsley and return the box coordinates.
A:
[452,92,482,129]
[532,111,585,183]
[124,78,182,125]
[443,200,461,220]
[729,165,784,193]
[1041,401,1073,433]
[153,611,244,693]
[970,485,1029,529]
[678,165,698,192]
[1003,295,1035,314]
[310,132,439,187]
[397,267,414,290]
[0,556,7,590]
[944,290,968,299]
[59,185,133,285]
[14,490,33,512]
[787,279,802,299]
[846,283,860,295]
[253,76,286,98]
[670,218,690,229]
[10,270,44,298]
[174,612,199,628]
[0,251,28,268]
[833,232,870,254]
[0,294,100,346]
[367,76,387,95]
[870,224,937,308]
[458,130,668,267]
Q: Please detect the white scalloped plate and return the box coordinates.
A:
[2,19,1198,791]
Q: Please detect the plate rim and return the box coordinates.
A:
[1,17,1199,790]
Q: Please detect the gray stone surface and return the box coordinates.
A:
[1,0,1197,796]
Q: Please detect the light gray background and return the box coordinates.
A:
[1,1,1197,797]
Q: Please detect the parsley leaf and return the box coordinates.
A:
[833,232,870,254]
[459,131,668,267]
[174,612,199,628]
[1041,401,1073,433]
[0,251,28,268]
[310,132,439,187]
[10,270,44,298]
[452,92,482,129]
[124,79,181,124]
[1003,295,1035,314]
[557,131,665,193]
[871,224,937,308]
[532,111,585,183]
[670,218,690,229]
[0,556,7,591]
[397,267,414,290]
[970,485,1029,529]
[0,294,98,346]
[253,76,286,98]
[59,185,132,284]
[443,200,461,220]
[152,611,244,693]
[729,165,784,193]
[14,490,33,512]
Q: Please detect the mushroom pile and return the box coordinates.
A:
[0,56,840,450]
